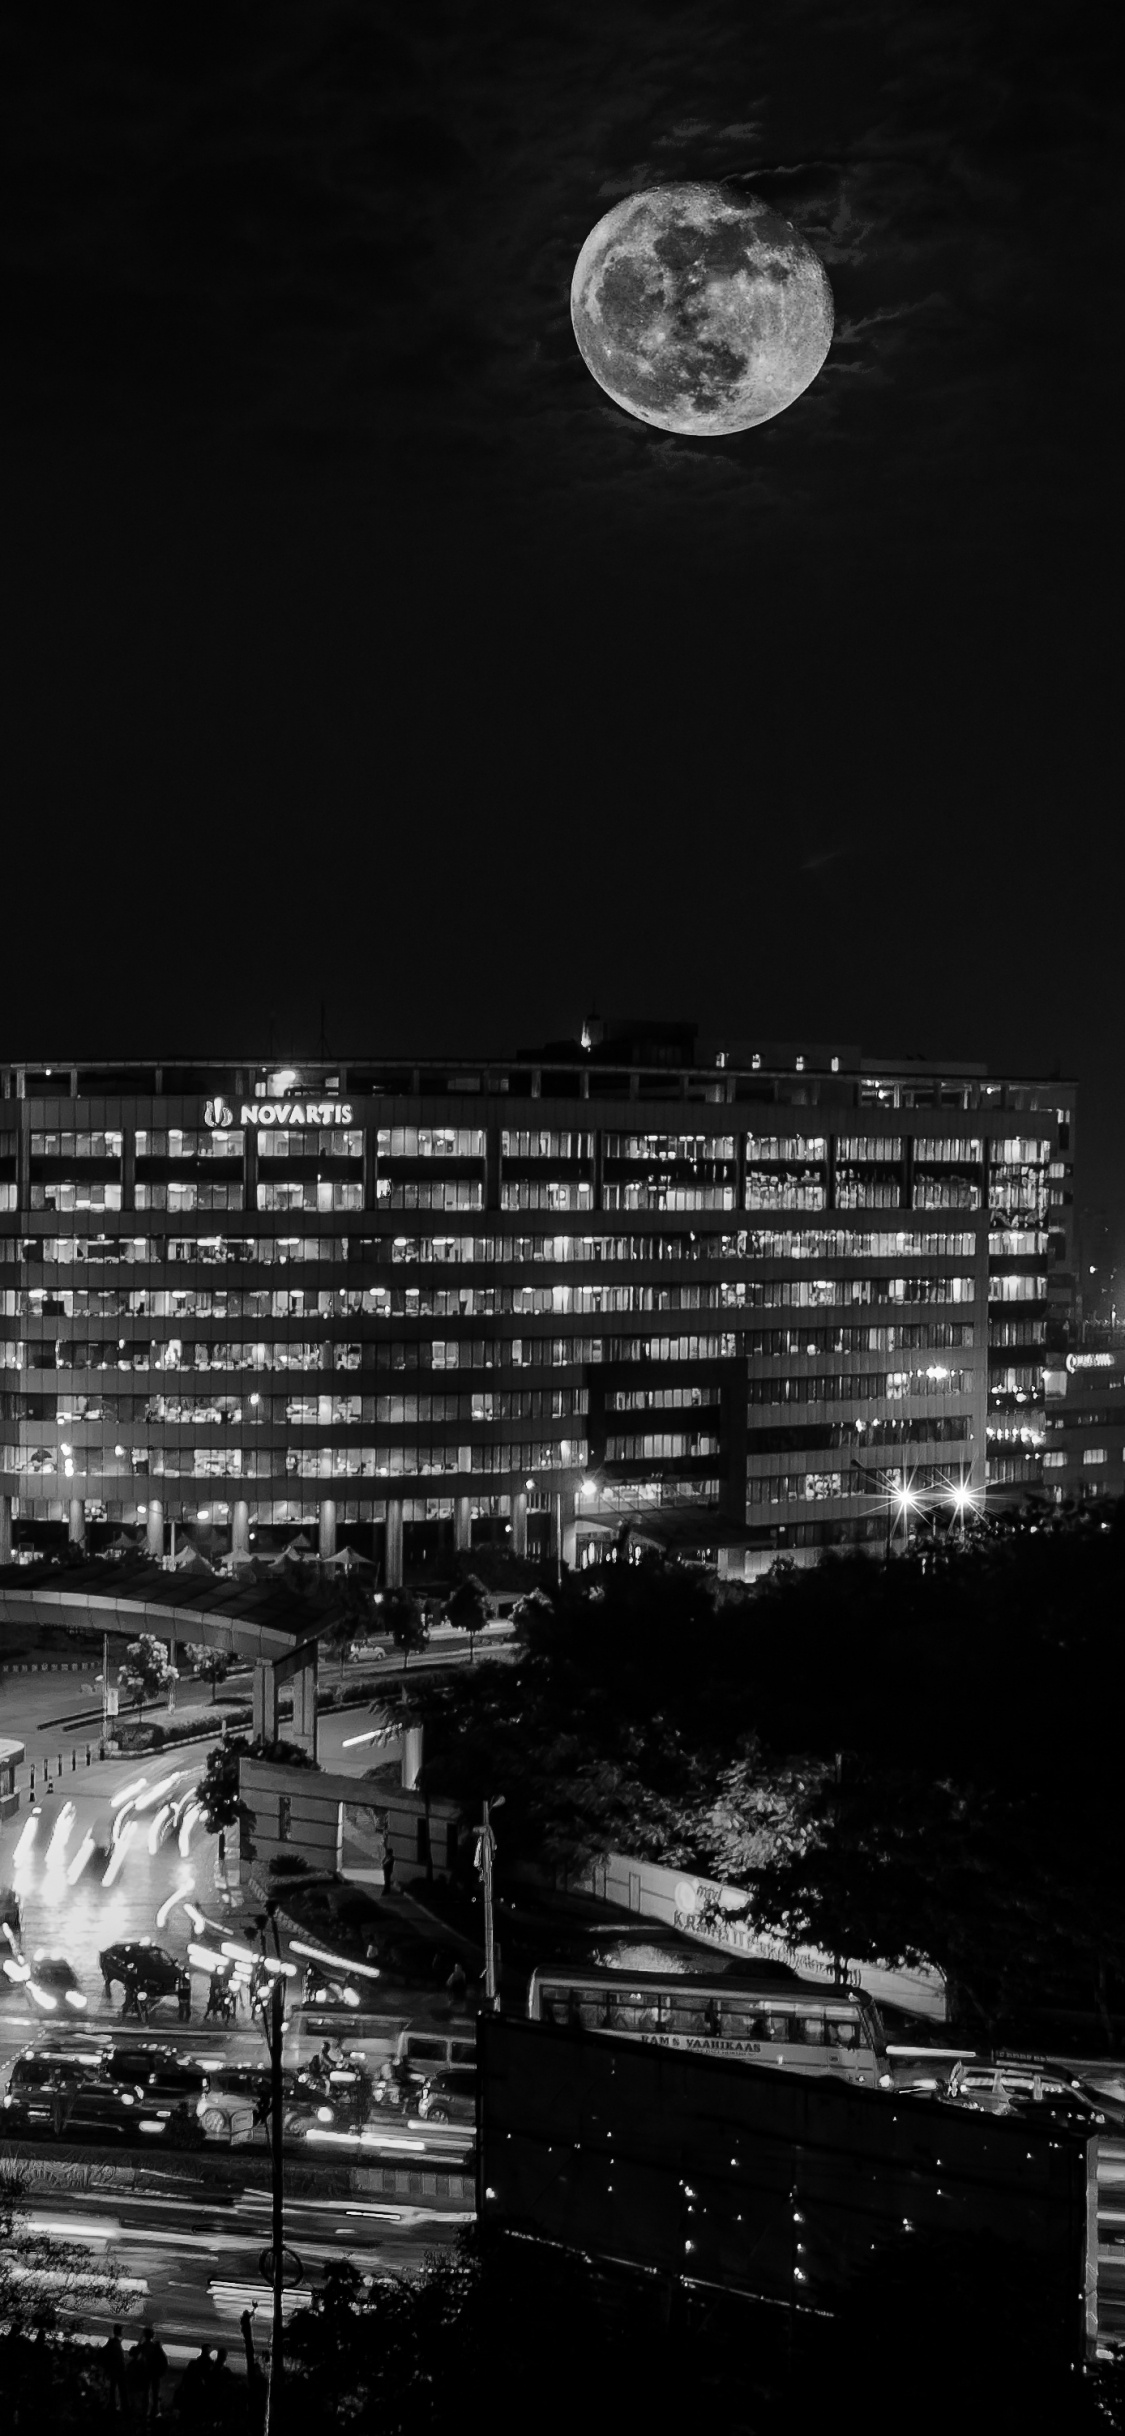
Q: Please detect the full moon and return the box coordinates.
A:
[570,181,833,437]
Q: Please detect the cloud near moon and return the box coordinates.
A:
[571,181,833,436]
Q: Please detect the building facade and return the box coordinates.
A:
[0,1031,1076,1580]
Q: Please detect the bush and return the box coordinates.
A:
[247,1734,318,1768]
[268,1853,311,1877]
[114,1722,164,1751]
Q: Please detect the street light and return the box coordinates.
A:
[474,1796,505,2010]
[250,1906,287,2434]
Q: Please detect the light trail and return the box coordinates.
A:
[12,1813,40,1866]
[133,1772,182,1813]
[288,1941,382,1980]
[147,1803,173,1854]
[101,1819,137,1885]
[66,1831,96,1885]
[156,1877,195,1929]
[43,1801,77,1870]
[110,1775,149,1811]
[178,1803,201,1856]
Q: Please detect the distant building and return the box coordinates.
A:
[0,1031,1076,1580]
[1041,1340,1125,1504]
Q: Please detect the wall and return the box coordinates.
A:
[564,1848,947,2022]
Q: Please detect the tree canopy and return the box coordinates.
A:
[403,1513,1125,2037]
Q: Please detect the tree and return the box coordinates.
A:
[116,1632,177,1718]
[194,1735,256,1863]
[381,1585,428,1673]
[444,1572,490,1662]
[401,1523,1125,2042]
[184,1642,231,1704]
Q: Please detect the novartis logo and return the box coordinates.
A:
[204,1098,354,1129]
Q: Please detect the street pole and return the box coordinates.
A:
[261,1916,285,2436]
[476,1795,505,2010]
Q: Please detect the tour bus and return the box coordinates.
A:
[527,1967,889,2088]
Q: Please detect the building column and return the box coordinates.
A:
[290,1645,318,1761]
[510,1489,528,1558]
[252,1658,280,1743]
[0,1495,12,1563]
[551,1489,577,1572]
[385,1499,403,1589]
[454,1496,472,1554]
[145,1498,164,1561]
[318,1499,337,1560]
[231,1499,250,1562]
[68,1497,86,1549]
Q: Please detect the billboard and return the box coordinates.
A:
[478,2016,1095,2364]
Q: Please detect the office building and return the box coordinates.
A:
[0,1028,1075,1580]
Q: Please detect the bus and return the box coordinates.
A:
[527,1967,889,2088]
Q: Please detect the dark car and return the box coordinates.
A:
[26,1951,89,2014]
[947,2064,1107,2132]
[99,1941,185,2001]
[100,2043,208,2103]
[3,2061,203,2147]
[7,2047,111,2095]
[415,2064,477,2126]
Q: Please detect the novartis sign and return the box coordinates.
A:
[204,1098,354,1129]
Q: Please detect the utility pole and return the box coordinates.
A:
[475,1795,505,2009]
[254,1905,286,2436]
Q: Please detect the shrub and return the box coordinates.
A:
[268,1853,311,1877]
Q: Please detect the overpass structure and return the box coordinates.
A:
[0,1556,341,1754]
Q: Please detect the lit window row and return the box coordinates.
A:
[376,1128,484,1159]
[30,1132,124,1158]
[607,1432,720,1460]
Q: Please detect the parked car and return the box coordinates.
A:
[947,2063,1108,2131]
[99,1941,184,2002]
[415,2064,477,2126]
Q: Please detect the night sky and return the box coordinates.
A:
[2,4,1121,1236]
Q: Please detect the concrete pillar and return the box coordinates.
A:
[510,1489,528,1558]
[385,1499,403,1589]
[68,1497,87,1548]
[454,1496,472,1554]
[402,1723,423,1790]
[0,1494,11,1563]
[555,1481,574,1578]
[231,1499,250,1562]
[318,1500,337,1560]
[145,1498,164,1561]
[252,1659,280,1743]
[290,1646,318,1761]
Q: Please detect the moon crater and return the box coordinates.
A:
[571,182,833,436]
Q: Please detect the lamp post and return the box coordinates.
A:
[475,1796,505,2009]
[252,1906,286,2435]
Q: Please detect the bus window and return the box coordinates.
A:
[794,2013,827,2046]
[825,2017,863,2049]
[664,1997,711,2037]
[759,2013,795,2044]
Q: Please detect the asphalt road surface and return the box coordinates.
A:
[19,2181,470,2354]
